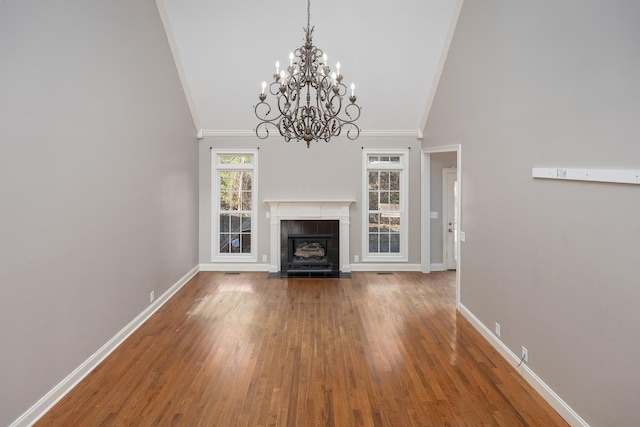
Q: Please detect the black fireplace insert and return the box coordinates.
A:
[287,234,335,274]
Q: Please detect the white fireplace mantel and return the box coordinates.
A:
[265,200,355,273]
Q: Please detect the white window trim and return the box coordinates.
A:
[361,149,409,263]
[211,149,258,262]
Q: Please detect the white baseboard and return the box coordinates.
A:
[199,263,271,272]
[349,263,421,272]
[458,303,589,427]
[430,263,446,271]
[10,265,200,427]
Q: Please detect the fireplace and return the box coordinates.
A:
[266,200,353,277]
[288,234,333,273]
[281,220,339,277]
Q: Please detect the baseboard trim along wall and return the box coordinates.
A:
[10,265,200,427]
[199,263,271,272]
[199,263,423,273]
[430,263,446,271]
[349,263,421,272]
[458,303,589,427]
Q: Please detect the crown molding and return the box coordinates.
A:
[200,129,423,139]
[419,0,465,132]
[155,0,201,133]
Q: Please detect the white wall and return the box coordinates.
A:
[0,1,199,425]
[424,1,640,425]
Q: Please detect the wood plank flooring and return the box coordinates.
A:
[36,272,567,426]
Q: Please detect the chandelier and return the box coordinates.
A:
[254,0,361,148]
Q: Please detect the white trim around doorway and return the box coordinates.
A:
[421,145,462,309]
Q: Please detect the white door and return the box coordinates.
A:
[443,168,458,270]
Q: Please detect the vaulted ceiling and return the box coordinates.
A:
[159,0,461,136]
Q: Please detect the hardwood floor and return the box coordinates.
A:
[36,272,567,426]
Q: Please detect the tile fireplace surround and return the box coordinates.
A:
[265,200,354,275]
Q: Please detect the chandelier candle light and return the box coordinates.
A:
[254,0,361,148]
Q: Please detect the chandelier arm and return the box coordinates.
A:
[255,121,273,140]
[345,123,360,140]
[254,101,273,122]
[343,102,362,122]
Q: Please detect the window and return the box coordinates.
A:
[362,150,408,262]
[212,151,257,261]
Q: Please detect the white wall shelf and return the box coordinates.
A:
[532,168,640,185]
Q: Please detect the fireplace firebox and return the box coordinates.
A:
[287,234,333,273]
[280,219,340,277]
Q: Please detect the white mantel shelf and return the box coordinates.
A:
[265,200,355,274]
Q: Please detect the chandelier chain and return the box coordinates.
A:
[307,0,310,29]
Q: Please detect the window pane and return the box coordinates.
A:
[380,172,389,190]
[390,171,400,191]
[368,156,379,164]
[241,191,252,211]
[229,171,240,190]
[390,156,400,163]
[230,234,241,253]
[220,171,231,191]
[241,171,252,190]
[368,214,379,232]
[379,214,390,232]
[221,214,239,232]
[220,156,242,164]
[220,192,231,210]
[390,234,400,253]
[389,214,400,232]
[229,191,240,211]
[390,191,400,208]
[241,155,253,164]
[380,156,390,162]
[220,233,230,253]
[380,191,389,209]
[220,214,230,232]
[368,191,378,211]
[368,234,379,253]
[241,214,251,232]
[241,234,251,253]
[380,234,390,253]
[368,171,379,190]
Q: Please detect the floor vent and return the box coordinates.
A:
[377,272,393,275]
[225,272,241,275]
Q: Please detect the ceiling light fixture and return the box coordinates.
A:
[254,0,361,148]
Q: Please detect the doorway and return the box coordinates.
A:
[443,167,457,270]
[421,145,461,308]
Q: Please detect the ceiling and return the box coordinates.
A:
[159,0,460,135]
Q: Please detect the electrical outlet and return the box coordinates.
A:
[521,346,528,363]
[150,291,155,303]
[495,323,501,337]
[460,231,466,242]
[354,255,359,263]
[262,254,267,263]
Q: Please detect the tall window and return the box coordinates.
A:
[212,151,257,261]
[362,150,408,262]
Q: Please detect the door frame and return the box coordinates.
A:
[421,145,462,308]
